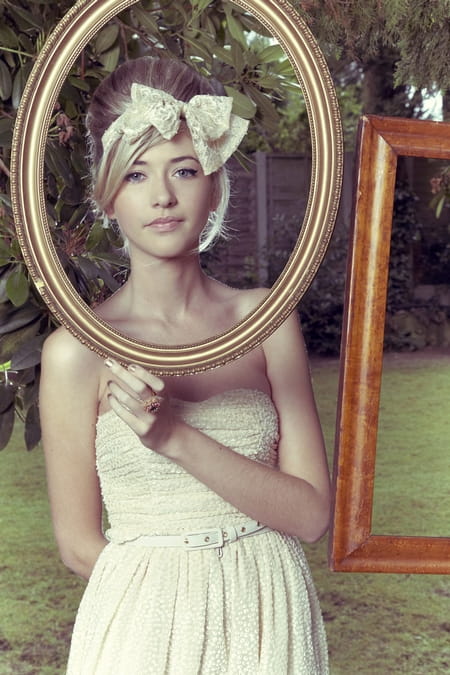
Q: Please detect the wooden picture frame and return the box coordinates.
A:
[329,114,450,574]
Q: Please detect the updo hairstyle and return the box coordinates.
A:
[86,56,231,251]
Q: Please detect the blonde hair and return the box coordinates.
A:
[86,57,231,251]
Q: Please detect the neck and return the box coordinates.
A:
[120,251,208,321]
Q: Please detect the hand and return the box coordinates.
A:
[104,359,177,454]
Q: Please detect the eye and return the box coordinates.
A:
[124,171,145,183]
[174,167,198,179]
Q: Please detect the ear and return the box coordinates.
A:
[105,203,115,219]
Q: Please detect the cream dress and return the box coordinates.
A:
[66,389,328,674]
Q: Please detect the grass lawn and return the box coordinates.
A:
[1,350,449,673]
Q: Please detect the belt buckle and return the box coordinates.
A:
[183,528,224,550]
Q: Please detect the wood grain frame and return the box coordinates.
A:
[329,115,450,574]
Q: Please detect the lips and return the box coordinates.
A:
[147,217,183,231]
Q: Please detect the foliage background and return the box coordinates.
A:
[1,0,450,448]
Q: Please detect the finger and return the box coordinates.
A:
[127,364,165,393]
[105,359,163,399]
[108,394,150,437]
[107,380,142,414]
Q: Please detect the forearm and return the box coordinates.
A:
[165,422,330,543]
[57,534,108,581]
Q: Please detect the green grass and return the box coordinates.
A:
[1,351,450,673]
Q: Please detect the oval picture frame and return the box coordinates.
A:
[11,0,342,374]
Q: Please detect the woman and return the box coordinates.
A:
[40,56,331,674]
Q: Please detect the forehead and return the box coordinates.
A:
[133,130,199,166]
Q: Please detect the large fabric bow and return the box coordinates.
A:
[101,84,249,175]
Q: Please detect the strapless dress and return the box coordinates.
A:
[66,389,328,674]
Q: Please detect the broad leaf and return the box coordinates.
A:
[224,7,248,48]
[0,60,12,101]
[0,118,13,148]
[224,86,257,119]
[5,266,30,307]
[94,24,119,55]
[0,385,14,414]
[0,24,19,48]
[0,403,14,450]
[192,0,213,14]
[258,44,286,64]
[0,320,41,362]
[0,305,41,335]
[25,402,41,451]
[11,335,45,370]
[99,46,121,73]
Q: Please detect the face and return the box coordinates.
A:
[108,131,218,263]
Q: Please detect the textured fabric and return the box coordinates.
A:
[101,84,249,175]
[67,389,328,674]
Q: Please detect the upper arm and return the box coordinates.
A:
[39,328,105,564]
[263,311,331,499]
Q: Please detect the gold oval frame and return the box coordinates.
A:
[10,0,342,374]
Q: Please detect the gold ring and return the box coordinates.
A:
[142,395,162,414]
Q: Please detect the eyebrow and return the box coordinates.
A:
[132,155,201,166]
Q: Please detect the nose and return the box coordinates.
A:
[150,174,176,208]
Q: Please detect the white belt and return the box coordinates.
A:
[125,519,271,555]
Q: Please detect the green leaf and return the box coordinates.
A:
[258,44,285,63]
[85,221,106,251]
[25,402,41,450]
[179,33,212,64]
[133,6,160,35]
[12,63,32,109]
[11,335,45,370]
[0,237,12,265]
[0,403,14,450]
[45,143,75,187]
[435,193,445,219]
[192,0,212,14]
[224,7,248,48]
[243,83,279,125]
[224,86,257,119]
[75,256,102,281]
[230,41,245,76]
[18,33,35,54]
[0,25,20,48]
[99,45,120,73]
[95,24,119,54]
[271,59,296,77]
[0,385,14,414]
[61,182,84,206]
[254,74,282,91]
[239,14,273,37]
[8,4,43,30]
[67,75,91,92]
[5,266,29,307]
[213,46,235,67]
[3,51,15,69]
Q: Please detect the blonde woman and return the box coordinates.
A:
[40,56,330,674]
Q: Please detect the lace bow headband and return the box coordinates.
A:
[101,83,249,175]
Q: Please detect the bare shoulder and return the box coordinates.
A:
[210,281,270,320]
[40,327,103,423]
[42,326,102,379]
[235,286,270,317]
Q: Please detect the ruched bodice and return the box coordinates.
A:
[96,389,279,541]
[67,389,328,674]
